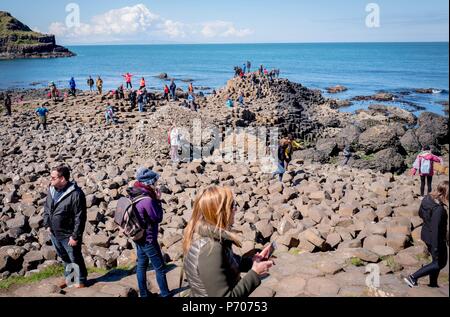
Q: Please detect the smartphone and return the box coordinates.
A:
[267,241,277,259]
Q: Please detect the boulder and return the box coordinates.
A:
[255,220,274,239]
[358,125,399,154]
[416,112,448,148]
[327,85,348,94]
[400,130,421,153]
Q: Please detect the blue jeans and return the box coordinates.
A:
[135,240,170,297]
[272,162,285,181]
[50,235,87,284]
[138,102,144,112]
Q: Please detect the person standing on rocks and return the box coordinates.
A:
[43,165,88,289]
[411,145,443,197]
[256,84,263,99]
[129,90,137,110]
[69,77,76,97]
[128,168,172,298]
[169,125,181,162]
[273,138,290,181]
[405,181,448,288]
[137,90,145,112]
[123,72,133,89]
[182,186,274,297]
[188,82,194,94]
[87,76,94,92]
[35,104,49,130]
[169,80,177,101]
[3,92,12,116]
[117,84,125,99]
[163,85,170,101]
[139,77,146,90]
[247,61,251,73]
[96,76,103,95]
[49,82,58,102]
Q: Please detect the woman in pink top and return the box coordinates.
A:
[411,145,444,197]
[123,73,133,89]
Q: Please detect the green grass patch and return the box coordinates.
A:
[415,253,431,263]
[381,255,402,272]
[0,265,135,290]
[288,248,303,255]
[0,265,64,290]
[438,272,448,284]
[349,257,364,267]
[361,154,375,161]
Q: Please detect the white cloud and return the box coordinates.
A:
[160,20,186,38]
[49,22,68,37]
[48,4,253,43]
[201,21,253,38]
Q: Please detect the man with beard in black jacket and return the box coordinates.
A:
[43,165,88,289]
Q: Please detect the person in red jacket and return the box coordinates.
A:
[163,85,170,102]
[139,77,146,90]
[411,145,444,197]
[122,73,133,89]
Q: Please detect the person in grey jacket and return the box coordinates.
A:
[182,186,273,297]
[43,165,87,288]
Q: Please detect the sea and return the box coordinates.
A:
[0,42,448,116]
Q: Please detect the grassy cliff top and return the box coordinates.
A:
[0,11,45,38]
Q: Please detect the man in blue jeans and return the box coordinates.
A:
[128,167,172,298]
[43,165,88,288]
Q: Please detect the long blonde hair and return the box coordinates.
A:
[431,181,449,206]
[183,186,235,254]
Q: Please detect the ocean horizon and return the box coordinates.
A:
[0,42,448,116]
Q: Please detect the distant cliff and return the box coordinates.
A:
[0,11,75,60]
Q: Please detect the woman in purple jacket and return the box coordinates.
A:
[127,167,171,298]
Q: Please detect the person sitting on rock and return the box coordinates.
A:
[226,97,234,108]
[188,93,197,111]
[343,145,352,166]
[405,181,448,289]
[411,145,443,197]
[237,92,245,106]
[128,167,172,298]
[35,104,49,130]
[182,186,274,297]
[105,103,117,125]
[43,165,88,289]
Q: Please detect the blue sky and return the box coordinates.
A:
[1,0,448,44]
